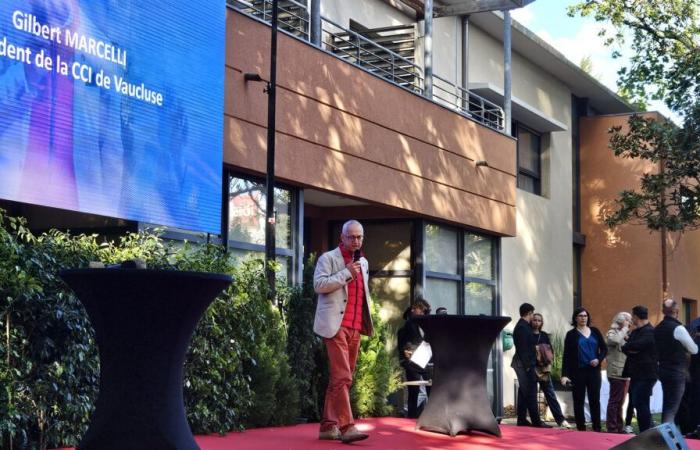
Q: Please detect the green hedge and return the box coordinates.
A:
[0,211,398,449]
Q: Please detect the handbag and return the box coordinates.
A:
[534,341,554,381]
[536,343,554,366]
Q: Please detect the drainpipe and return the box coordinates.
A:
[310,0,321,46]
[503,10,512,135]
[423,0,433,98]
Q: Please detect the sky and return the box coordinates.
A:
[510,0,675,120]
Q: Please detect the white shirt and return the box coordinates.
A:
[674,325,699,354]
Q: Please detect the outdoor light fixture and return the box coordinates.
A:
[244,72,263,82]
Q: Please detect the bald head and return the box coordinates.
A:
[663,299,679,317]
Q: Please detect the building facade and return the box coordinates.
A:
[222,0,635,413]
[5,0,677,416]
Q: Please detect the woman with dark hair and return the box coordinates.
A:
[531,313,571,428]
[560,307,608,431]
[397,298,431,418]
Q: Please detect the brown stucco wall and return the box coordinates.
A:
[667,230,700,314]
[224,10,517,236]
[580,114,665,325]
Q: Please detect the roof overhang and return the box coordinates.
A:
[468,12,635,115]
[470,82,568,132]
[394,0,536,18]
[435,0,536,16]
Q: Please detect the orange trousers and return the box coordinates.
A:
[320,326,361,432]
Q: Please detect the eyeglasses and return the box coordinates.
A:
[577,314,588,318]
[344,235,364,241]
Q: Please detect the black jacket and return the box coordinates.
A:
[397,318,424,369]
[562,327,608,379]
[533,331,551,346]
[512,318,536,370]
[622,323,658,381]
[690,318,700,381]
[655,316,690,375]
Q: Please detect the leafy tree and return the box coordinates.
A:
[569,1,700,231]
[570,1,700,112]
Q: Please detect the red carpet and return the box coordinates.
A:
[53,417,700,449]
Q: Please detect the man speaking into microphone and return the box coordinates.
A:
[313,219,374,443]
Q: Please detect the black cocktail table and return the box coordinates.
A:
[413,315,511,437]
[60,268,232,450]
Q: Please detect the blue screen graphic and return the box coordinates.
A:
[0,1,225,233]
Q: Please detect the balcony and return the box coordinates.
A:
[229,0,505,132]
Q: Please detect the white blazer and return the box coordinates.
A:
[313,247,374,339]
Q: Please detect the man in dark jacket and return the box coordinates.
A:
[688,316,700,437]
[622,305,658,432]
[511,302,549,427]
[655,299,698,425]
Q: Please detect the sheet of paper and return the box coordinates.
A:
[409,341,432,369]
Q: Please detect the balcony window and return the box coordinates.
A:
[515,123,542,195]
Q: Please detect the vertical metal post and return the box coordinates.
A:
[423,0,433,98]
[221,169,230,251]
[461,15,469,111]
[265,0,279,300]
[503,10,512,135]
[310,0,321,45]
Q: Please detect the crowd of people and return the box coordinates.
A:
[312,219,700,443]
[513,301,700,435]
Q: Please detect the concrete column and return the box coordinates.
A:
[503,10,512,135]
[461,15,469,110]
[310,0,321,46]
[423,0,433,98]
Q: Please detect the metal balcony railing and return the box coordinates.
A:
[321,17,423,93]
[433,74,505,131]
[231,0,310,38]
[228,0,505,132]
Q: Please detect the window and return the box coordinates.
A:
[423,222,499,411]
[683,298,697,325]
[424,223,497,315]
[227,174,297,280]
[515,123,542,195]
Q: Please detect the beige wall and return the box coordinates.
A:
[321,0,412,29]
[465,21,575,408]
[468,25,571,125]
[226,10,517,236]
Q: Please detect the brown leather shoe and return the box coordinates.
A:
[318,426,341,440]
[341,425,369,444]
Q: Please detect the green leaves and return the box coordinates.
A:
[603,111,700,231]
[569,0,700,232]
[350,302,401,418]
[0,211,400,449]
[570,0,700,116]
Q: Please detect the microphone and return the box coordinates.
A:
[353,250,361,262]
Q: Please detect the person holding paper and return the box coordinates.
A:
[313,220,373,444]
[397,298,432,418]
